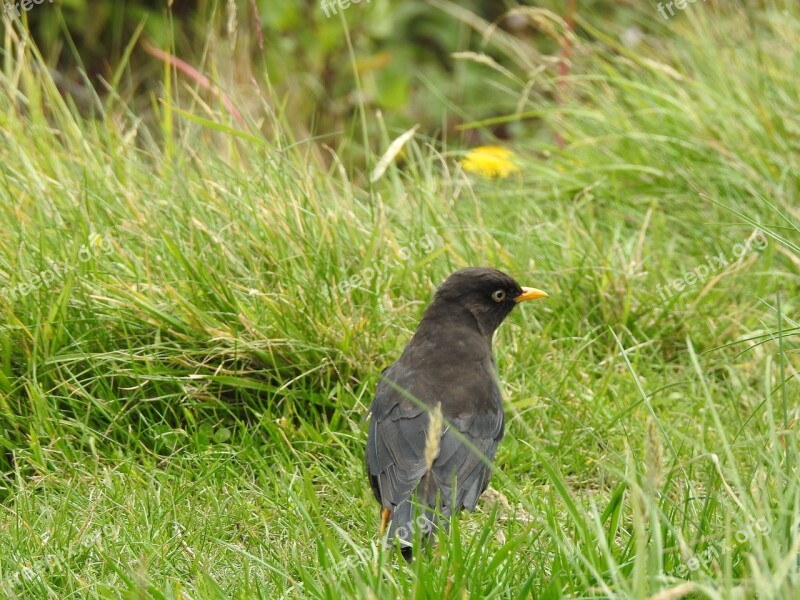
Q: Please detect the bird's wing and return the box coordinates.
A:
[426,417,503,514]
[366,371,429,507]
[366,363,504,515]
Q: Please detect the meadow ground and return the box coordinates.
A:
[0,2,799,598]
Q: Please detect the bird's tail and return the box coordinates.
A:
[385,482,452,560]
[385,498,438,561]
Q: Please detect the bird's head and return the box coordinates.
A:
[426,267,548,338]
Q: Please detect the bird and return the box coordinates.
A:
[365,267,547,559]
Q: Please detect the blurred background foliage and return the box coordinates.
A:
[15,0,771,170]
[21,0,654,158]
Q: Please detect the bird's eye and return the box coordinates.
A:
[491,289,507,303]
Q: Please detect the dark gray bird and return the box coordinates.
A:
[365,267,547,559]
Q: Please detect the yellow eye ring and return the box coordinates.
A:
[491,289,507,303]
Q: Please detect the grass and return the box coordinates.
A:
[0,1,799,598]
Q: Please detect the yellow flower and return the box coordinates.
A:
[460,145,520,178]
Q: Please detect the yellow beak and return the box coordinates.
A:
[515,287,548,303]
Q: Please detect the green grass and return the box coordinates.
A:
[1,1,799,598]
